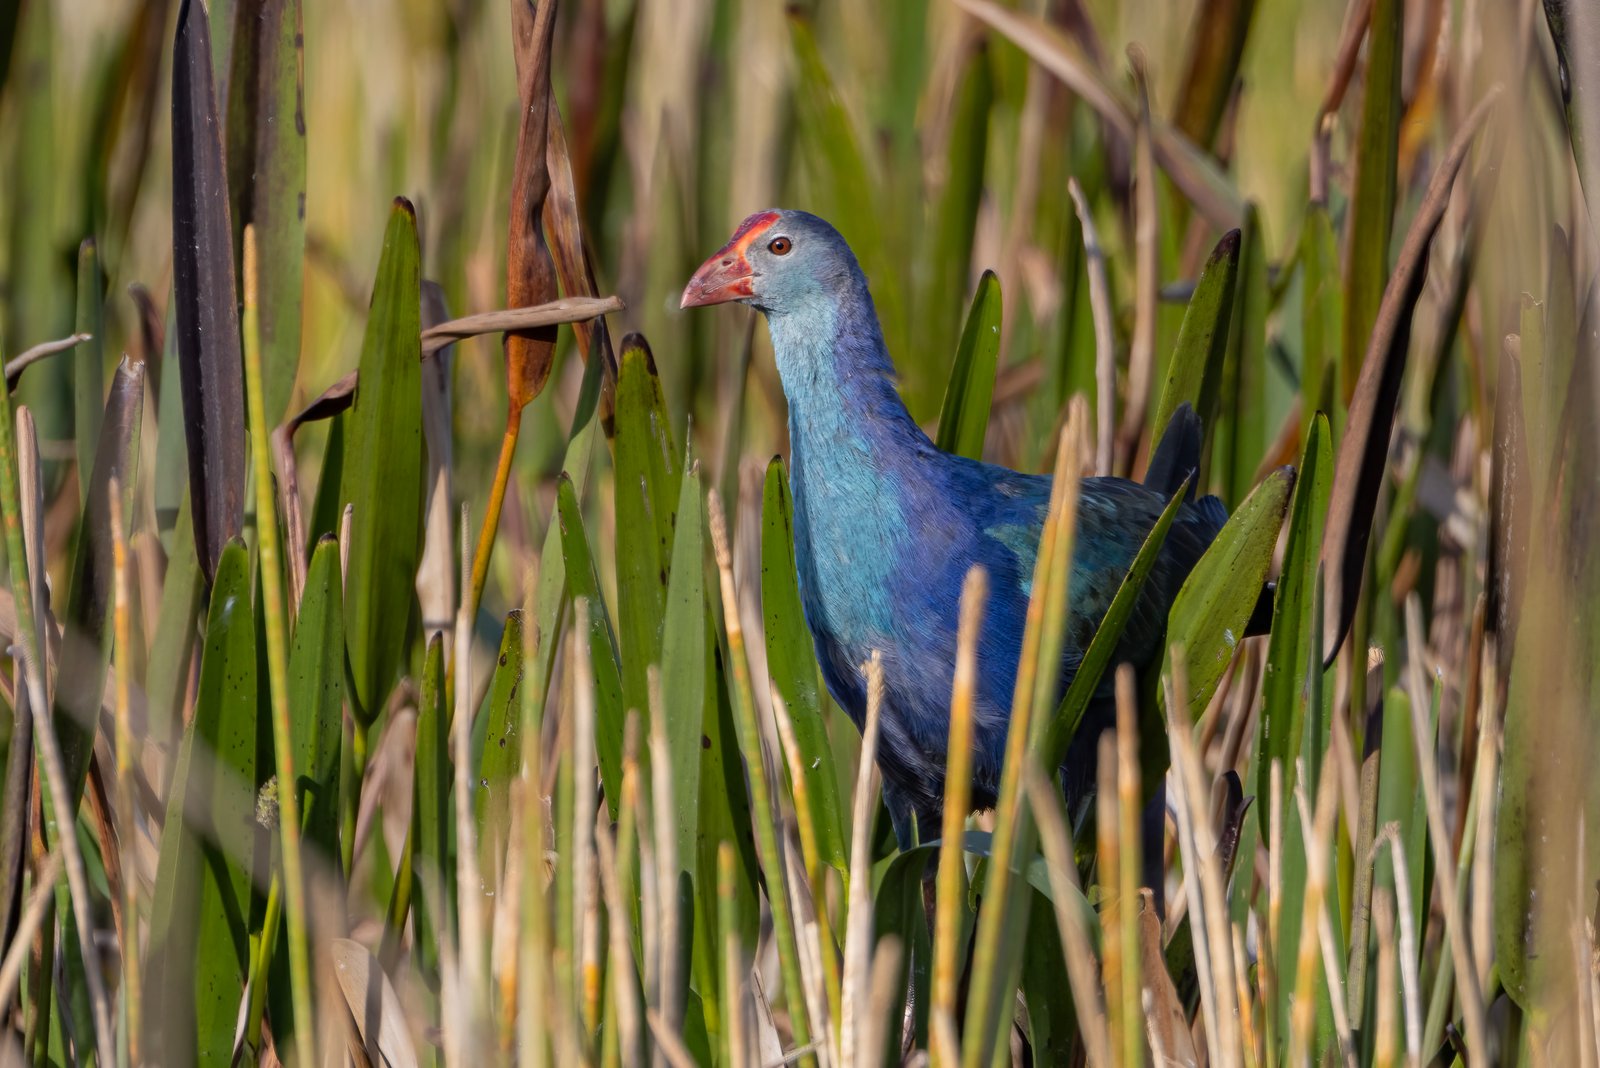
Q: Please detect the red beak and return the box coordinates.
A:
[681,211,782,309]
[680,249,754,309]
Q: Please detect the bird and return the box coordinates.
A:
[683,209,1236,848]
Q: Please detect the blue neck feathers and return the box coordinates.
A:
[764,281,930,647]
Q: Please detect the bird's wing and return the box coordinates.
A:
[976,472,1222,662]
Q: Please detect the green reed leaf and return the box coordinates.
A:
[1040,476,1188,772]
[1164,466,1293,721]
[761,460,847,875]
[413,632,451,979]
[1258,413,1331,823]
[935,271,1003,461]
[662,456,708,882]
[613,334,680,724]
[144,540,264,1065]
[339,198,423,722]
[476,611,526,871]
[1153,230,1240,460]
[555,474,625,814]
[1340,0,1402,399]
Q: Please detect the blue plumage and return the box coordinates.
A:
[684,210,1228,844]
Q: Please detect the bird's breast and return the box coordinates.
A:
[788,451,905,650]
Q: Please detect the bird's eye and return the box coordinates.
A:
[768,236,792,255]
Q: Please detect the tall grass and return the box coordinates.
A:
[0,0,1595,1065]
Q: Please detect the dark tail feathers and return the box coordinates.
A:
[1245,581,1276,637]
[1147,402,1276,638]
[1145,402,1203,503]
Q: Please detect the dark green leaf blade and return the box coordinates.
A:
[1170,0,1259,151]
[1299,204,1342,435]
[476,611,526,860]
[1340,0,1402,402]
[1164,466,1294,719]
[761,460,847,874]
[1041,476,1190,771]
[612,334,679,722]
[661,456,707,880]
[935,270,1003,461]
[250,0,306,423]
[288,535,345,854]
[267,533,345,1051]
[413,632,451,978]
[339,198,424,720]
[789,13,907,371]
[554,475,625,813]
[1212,203,1267,505]
[1152,229,1240,457]
[1258,413,1331,822]
[919,45,992,417]
[143,540,263,1065]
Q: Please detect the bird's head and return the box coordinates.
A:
[681,209,861,316]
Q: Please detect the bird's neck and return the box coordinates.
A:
[765,288,929,461]
[764,288,932,647]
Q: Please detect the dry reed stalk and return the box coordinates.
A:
[1292,763,1358,1068]
[1374,890,1399,1068]
[1404,595,1487,1057]
[931,566,988,1066]
[1470,643,1500,991]
[1096,731,1132,1066]
[1118,49,1157,476]
[496,783,528,1055]
[770,691,843,1028]
[646,668,683,1052]
[1023,765,1112,1068]
[109,475,142,1063]
[453,506,486,1035]
[1067,178,1116,476]
[781,843,835,1068]
[1576,904,1598,1068]
[1370,823,1422,1065]
[719,841,749,1068]
[1232,923,1260,1068]
[1115,667,1143,1043]
[839,651,884,1065]
[1166,651,1241,1066]
[854,937,904,1068]
[0,849,62,1024]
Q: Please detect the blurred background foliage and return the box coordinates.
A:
[7,0,1361,594]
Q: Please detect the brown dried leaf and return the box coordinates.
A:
[1320,90,1500,664]
[505,0,561,410]
[1138,888,1198,1065]
[544,98,618,424]
[329,938,420,1068]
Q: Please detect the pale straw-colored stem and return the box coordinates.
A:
[839,651,884,1066]
[931,566,988,1066]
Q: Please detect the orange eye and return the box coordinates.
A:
[768,236,792,255]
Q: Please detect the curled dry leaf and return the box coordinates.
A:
[505,0,561,411]
[544,100,619,393]
[330,938,419,1068]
